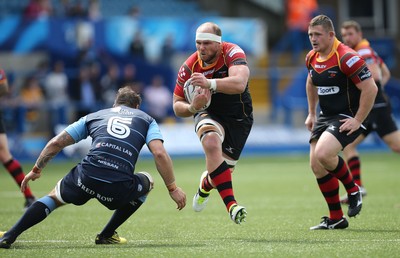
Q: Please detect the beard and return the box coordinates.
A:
[201,52,218,64]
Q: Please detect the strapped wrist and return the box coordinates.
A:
[207,79,217,91]
[166,182,177,192]
[32,165,42,174]
[188,105,199,114]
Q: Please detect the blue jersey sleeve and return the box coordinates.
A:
[64,116,89,142]
[146,120,163,145]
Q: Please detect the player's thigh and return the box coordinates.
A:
[222,118,252,161]
[342,134,366,158]
[382,130,400,153]
[194,112,225,142]
[55,167,92,205]
[315,132,345,171]
[374,106,399,138]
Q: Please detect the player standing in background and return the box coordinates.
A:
[173,22,253,224]
[0,86,186,249]
[340,20,400,203]
[304,15,377,229]
[0,69,36,209]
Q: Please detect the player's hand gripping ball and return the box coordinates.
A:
[183,79,211,111]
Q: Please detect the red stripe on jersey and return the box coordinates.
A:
[174,42,247,99]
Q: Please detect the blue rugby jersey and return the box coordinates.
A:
[65,105,163,182]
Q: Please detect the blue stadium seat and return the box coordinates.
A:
[369,38,396,69]
[0,0,216,18]
[384,78,400,118]
[280,67,309,127]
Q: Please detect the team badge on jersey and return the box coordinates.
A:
[346,56,360,68]
[357,66,372,81]
[318,86,340,95]
[328,71,337,78]
[178,67,186,79]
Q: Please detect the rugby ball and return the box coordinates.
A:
[183,79,211,111]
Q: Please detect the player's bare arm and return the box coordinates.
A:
[366,61,384,83]
[21,131,75,192]
[353,77,378,122]
[339,78,377,135]
[305,74,319,131]
[173,94,194,117]
[191,65,249,94]
[173,89,211,118]
[380,62,391,86]
[148,139,176,187]
[148,139,186,210]
[35,131,76,170]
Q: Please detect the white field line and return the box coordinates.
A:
[16,239,400,243]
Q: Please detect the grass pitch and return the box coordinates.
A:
[0,152,399,257]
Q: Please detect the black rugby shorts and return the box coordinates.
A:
[310,114,364,149]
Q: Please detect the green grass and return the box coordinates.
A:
[0,152,399,257]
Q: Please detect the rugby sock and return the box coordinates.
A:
[200,171,214,193]
[99,200,143,238]
[3,196,56,242]
[316,173,343,220]
[209,161,236,212]
[3,159,34,199]
[328,156,358,194]
[347,156,362,186]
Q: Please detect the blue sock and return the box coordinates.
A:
[100,200,144,237]
[4,196,57,242]
[37,196,57,213]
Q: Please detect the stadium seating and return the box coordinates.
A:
[279,67,308,127]
[100,0,218,17]
[0,0,217,18]
[369,37,396,70]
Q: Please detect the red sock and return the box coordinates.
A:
[4,159,34,198]
[347,156,362,186]
[316,173,343,220]
[209,162,236,211]
[328,156,358,194]
[201,173,214,192]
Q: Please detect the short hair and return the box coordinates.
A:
[309,14,335,32]
[341,20,362,32]
[114,86,142,108]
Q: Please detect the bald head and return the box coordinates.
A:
[196,22,222,36]
[195,22,222,44]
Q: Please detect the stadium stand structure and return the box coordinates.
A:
[0,0,218,18]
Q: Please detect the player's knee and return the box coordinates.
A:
[314,151,327,166]
[48,192,65,207]
[389,143,400,153]
[310,152,327,175]
[309,159,320,174]
[314,145,336,166]
[53,179,67,206]
[137,171,154,194]
[201,133,221,152]
[136,172,154,203]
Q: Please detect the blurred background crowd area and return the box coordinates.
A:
[0,0,399,158]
